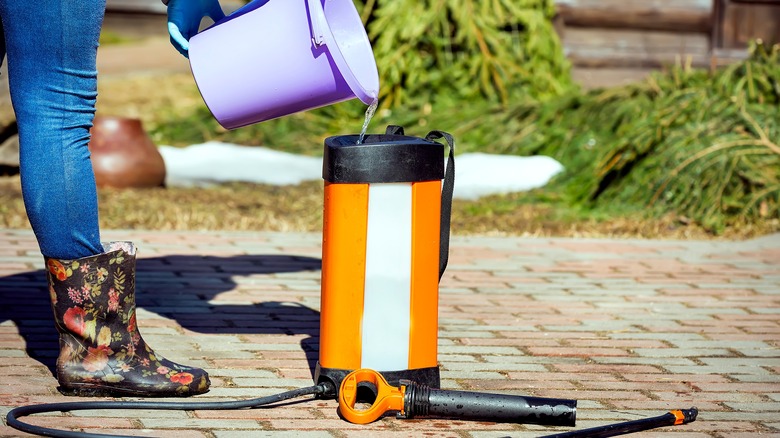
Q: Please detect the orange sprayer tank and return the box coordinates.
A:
[315,126,454,394]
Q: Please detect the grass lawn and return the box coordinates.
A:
[1,174,774,240]
[1,72,776,240]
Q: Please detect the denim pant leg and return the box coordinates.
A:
[0,0,106,259]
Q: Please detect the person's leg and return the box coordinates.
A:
[0,19,5,73]
[1,1,210,397]
[0,0,104,259]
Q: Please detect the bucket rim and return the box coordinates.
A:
[312,0,379,105]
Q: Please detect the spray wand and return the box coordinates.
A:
[337,369,698,437]
[338,368,576,425]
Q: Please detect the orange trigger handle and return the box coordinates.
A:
[338,369,406,424]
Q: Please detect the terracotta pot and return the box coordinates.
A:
[88,115,166,188]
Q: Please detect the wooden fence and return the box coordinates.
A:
[555,0,780,69]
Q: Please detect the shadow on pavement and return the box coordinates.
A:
[0,254,323,379]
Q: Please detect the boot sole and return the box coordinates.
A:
[58,384,208,398]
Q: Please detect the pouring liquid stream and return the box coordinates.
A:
[356,99,379,145]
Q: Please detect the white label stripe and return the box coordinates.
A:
[361,183,413,371]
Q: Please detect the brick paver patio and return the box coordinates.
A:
[1,228,778,437]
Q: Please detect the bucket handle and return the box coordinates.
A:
[385,125,455,282]
[305,0,377,104]
[306,0,329,47]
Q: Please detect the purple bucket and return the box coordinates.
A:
[188,0,380,130]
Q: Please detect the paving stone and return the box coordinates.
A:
[214,432,333,438]
[1,228,778,437]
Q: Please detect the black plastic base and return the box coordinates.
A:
[314,362,440,399]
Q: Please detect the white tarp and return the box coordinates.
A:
[159,141,564,200]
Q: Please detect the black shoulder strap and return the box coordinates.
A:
[385,125,405,135]
[425,130,455,281]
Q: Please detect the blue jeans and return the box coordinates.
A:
[0,0,106,259]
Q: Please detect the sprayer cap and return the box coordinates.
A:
[323,134,444,183]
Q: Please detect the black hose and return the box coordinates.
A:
[6,382,334,438]
[537,407,698,438]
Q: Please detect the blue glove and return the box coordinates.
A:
[167,0,226,57]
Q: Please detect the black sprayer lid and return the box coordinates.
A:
[323,134,445,184]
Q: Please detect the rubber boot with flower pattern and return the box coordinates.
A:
[45,242,210,397]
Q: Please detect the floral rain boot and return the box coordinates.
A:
[45,242,210,397]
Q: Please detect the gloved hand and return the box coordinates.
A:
[166,0,226,57]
